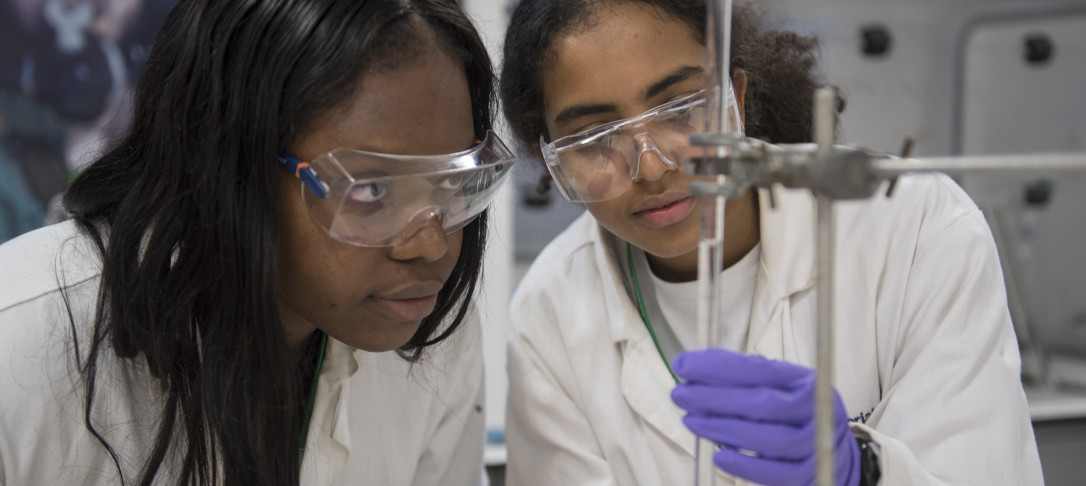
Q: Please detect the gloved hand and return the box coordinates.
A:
[671,348,860,486]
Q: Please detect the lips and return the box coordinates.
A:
[633,193,691,213]
[371,282,444,321]
[633,195,696,229]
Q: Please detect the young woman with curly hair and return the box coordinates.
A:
[499,1,1043,484]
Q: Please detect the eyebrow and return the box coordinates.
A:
[553,103,617,127]
[644,65,705,99]
[551,65,706,128]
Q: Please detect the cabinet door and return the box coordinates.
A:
[959,11,1086,356]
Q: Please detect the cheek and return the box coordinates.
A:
[280,179,322,287]
[585,173,618,201]
[585,198,632,237]
[585,192,702,258]
[444,228,465,269]
[278,232,386,334]
[278,175,381,318]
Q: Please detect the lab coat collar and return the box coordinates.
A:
[621,331,701,455]
[590,220,640,345]
[755,186,818,297]
[586,217,710,462]
[748,186,819,362]
[299,337,361,481]
[591,188,821,461]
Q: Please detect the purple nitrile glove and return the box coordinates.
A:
[671,348,860,486]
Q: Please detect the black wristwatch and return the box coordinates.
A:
[857,437,881,486]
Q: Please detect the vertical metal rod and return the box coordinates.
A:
[815,194,836,486]
[813,88,837,486]
[715,0,733,132]
[703,0,733,130]
[695,1,734,485]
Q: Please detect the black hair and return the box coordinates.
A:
[501,0,837,158]
[61,0,493,484]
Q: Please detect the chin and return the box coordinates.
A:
[642,243,697,259]
[636,230,698,259]
[339,325,422,353]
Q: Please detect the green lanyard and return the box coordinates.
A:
[298,331,328,466]
[626,242,680,384]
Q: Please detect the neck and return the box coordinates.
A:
[646,188,760,282]
[289,331,320,369]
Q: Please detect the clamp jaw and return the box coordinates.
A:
[684,133,888,206]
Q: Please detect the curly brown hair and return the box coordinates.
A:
[500,0,840,157]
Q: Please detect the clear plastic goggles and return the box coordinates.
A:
[278,130,515,247]
[540,86,741,203]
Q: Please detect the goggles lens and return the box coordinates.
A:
[541,85,742,203]
[281,130,515,247]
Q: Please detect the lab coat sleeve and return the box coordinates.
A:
[854,179,1044,485]
[411,315,487,486]
[505,295,616,486]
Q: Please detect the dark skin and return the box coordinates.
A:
[277,39,473,366]
[539,2,759,282]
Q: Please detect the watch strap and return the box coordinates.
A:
[857,436,881,486]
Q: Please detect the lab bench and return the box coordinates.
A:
[1027,386,1086,486]
[481,388,1086,486]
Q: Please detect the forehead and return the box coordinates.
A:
[542,3,705,116]
[290,47,475,160]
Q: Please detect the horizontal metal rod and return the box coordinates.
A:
[872,153,1086,177]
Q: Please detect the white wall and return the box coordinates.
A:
[768,0,1085,156]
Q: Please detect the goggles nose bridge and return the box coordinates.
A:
[410,205,448,228]
[393,205,448,244]
[629,129,678,180]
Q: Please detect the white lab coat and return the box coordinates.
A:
[507,174,1043,485]
[0,220,486,486]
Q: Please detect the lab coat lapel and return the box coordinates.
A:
[620,331,698,456]
[299,338,357,483]
[592,222,698,458]
[748,187,818,364]
[596,221,637,346]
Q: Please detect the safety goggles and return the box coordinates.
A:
[278,130,515,247]
[540,86,741,203]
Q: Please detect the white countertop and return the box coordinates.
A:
[484,443,507,467]
[1023,353,1086,421]
[1027,386,1086,422]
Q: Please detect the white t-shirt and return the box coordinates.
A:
[649,244,761,352]
[614,233,760,363]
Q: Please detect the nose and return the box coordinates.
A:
[629,132,678,182]
[387,207,449,262]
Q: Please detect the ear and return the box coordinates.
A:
[731,67,748,124]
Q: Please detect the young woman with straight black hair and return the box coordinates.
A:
[499,0,1043,485]
[0,0,514,484]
